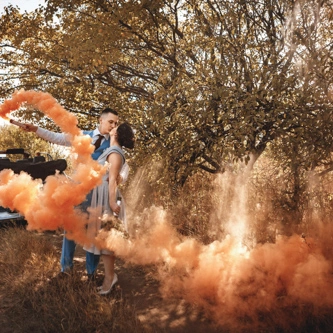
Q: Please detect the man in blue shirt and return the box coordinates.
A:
[24,108,128,280]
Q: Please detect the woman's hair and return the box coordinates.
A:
[117,122,135,149]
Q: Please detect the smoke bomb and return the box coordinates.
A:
[9,118,26,128]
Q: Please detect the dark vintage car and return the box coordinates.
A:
[0,148,67,226]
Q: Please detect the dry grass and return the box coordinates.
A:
[0,225,151,333]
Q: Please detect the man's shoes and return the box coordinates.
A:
[87,273,96,282]
[57,271,72,279]
[97,273,118,295]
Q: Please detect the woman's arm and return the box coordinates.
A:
[107,152,123,215]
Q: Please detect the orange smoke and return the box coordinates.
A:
[102,166,333,331]
[102,206,333,331]
[0,89,106,245]
[0,89,79,135]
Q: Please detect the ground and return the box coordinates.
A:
[48,232,222,333]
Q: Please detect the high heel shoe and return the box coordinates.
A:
[97,273,118,295]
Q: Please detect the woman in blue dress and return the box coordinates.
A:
[84,122,135,295]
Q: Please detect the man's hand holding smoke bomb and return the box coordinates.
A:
[9,119,38,132]
[9,119,26,129]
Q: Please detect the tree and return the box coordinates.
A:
[1,0,333,185]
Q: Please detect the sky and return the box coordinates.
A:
[0,0,45,13]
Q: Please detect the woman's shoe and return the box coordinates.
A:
[97,273,118,295]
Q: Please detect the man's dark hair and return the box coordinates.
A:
[101,107,118,116]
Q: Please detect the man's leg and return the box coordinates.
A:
[60,234,76,272]
[82,191,99,277]
[86,251,100,276]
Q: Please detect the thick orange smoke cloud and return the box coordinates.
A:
[0,89,106,244]
[94,204,333,331]
[103,167,333,331]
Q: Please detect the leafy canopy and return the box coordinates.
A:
[1,0,333,184]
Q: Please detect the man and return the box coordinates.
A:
[24,108,128,279]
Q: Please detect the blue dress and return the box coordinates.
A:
[84,146,126,255]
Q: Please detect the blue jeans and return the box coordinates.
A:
[60,191,99,274]
[60,234,100,274]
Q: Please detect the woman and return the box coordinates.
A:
[84,122,135,295]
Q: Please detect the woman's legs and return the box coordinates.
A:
[100,253,116,291]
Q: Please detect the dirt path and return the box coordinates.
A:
[48,232,221,333]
